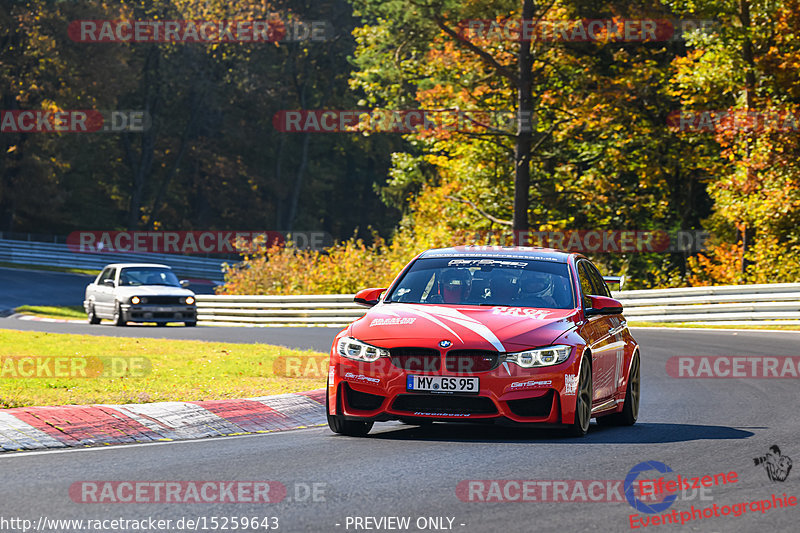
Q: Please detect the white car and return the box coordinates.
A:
[84,263,197,327]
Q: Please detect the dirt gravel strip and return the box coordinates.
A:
[0,389,326,452]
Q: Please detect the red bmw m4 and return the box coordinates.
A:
[326,246,640,437]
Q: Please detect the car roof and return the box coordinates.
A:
[419,246,573,264]
[102,263,172,269]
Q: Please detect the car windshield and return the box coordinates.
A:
[385,256,575,309]
[119,267,181,287]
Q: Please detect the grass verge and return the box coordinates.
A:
[14,305,86,320]
[0,329,327,408]
[629,321,800,331]
[0,261,99,276]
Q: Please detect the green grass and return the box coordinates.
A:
[0,261,99,276]
[0,329,327,408]
[629,321,800,331]
[15,305,86,320]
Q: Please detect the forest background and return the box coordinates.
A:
[2,0,798,294]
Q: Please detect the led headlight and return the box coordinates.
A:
[337,337,390,362]
[131,296,141,304]
[506,345,572,368]
[185,296,196,305]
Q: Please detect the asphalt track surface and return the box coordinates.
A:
[1,327,799,532]
[0,266,216,316]
[0,266,95,313]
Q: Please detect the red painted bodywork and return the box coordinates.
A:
[327,247,639,428]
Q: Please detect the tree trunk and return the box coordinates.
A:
[739,0,756,274]
[513,0,535,243]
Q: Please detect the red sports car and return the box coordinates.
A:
[326,246,640,437]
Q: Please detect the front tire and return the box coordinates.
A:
[564,355,592,437]
[87,303,101,325]
[597,352,640,427]
[326,381,373,437]
[113,302,127,327]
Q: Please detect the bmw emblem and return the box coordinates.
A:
[439,340,452,348]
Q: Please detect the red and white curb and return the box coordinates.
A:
[0,389,326,452]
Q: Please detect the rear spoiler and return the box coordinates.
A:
[603,276,625,291]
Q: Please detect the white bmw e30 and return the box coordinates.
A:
[84,263,197,327]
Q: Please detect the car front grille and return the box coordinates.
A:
[391,394,498,415]
[389,348,441,372]
[140,296,185,305]
[444,350,500,373]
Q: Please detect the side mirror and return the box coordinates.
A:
[585,295,623,317]
[180,280,191,288]
[354,287,386,307]
[102,279,115,287]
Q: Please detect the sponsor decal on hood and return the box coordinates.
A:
[354,303,575,350]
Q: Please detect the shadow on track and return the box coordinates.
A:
[364,422,757,444]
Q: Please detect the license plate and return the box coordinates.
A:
[406,375,479,394]
[152,307,173,312]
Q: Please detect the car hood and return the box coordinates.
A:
[113,286,195,297]
[348,302,579,351]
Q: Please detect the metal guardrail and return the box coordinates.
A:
[611,283,800,325]
[0,238,228,281]
[196,283,800,327]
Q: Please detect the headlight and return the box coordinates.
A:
[131,296,141,304]
[337,337,390,362]
[505,345,572,368]
[185,296,196,305]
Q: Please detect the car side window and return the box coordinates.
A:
[102,268,116,285]
[98,268,114,284]
[586,262,612,297]
[577,262,594,308]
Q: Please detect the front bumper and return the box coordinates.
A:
[121,304,197,323]
[327,354,583,426]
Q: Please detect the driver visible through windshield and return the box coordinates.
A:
[119,268,181,287]
[385,257,574,309]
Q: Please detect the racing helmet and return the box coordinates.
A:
[520,270,554,298]
[440,268,472,303]
[489,270,519,301]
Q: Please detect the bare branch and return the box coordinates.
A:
[445,195,513,226]
[432,16,519,85]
